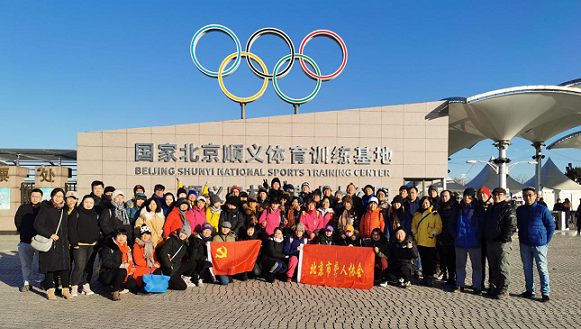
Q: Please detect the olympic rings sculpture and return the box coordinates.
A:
[191,24,347,105]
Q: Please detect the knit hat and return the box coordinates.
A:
[230,186,241,194]
[201,222,213,232]
[463,188,476,198]
[323,186,332,192]
[270,197,281,204]
[258,187,268,194]
[111,190,124,200]
[210,193,222,205]
[364,185,375,193]
[239,191,248,198]
[301,182,310,188]
[179,226,191,238]
[176,198,189,208]
[226,196,239,207]
[391,195,404,204]
[188,189,198,197]
[135,193,147,201]
[197,196,207,203]
[478,187,491,198]
[104,186,116,194]
[221,221,232,228]
[271,177,281,187]
[133,185,145,194]
[368,197,379,204]
[140,225,152,236]
[65,191,78,199]
[325,225,334,232]
[344,224,354,232]
[177,188,187,196]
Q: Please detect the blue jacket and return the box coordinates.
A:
[516,201,555,247]
[386,212,412,240]
[404,198,419,216]
[449,201,484,249]
[283,234,309,256]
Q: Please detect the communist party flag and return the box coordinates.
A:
[209,240,261,276]
[299,244,375,290]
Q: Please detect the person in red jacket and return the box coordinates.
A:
[163,198,194,238]
[359,197,386,240]
[132,225,162,287]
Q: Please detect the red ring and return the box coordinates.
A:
[298,30,347,81]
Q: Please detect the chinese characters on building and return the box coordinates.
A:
[135,143,392,165]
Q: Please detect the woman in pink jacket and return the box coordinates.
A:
[190,196,207,233]
[259,197,283,239]
[299,199,324,240]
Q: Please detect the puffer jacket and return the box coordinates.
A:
[159,233,188,275]
[359,208,386,239]
[283,234,309,256]
[190,205,207,233]
[299,209,324,235]
[411,207,442,248]
[484,200,516,243]
[437,199,456,246]
[388,235,419,271]
[516,201,555,247]
[206,207,221,232]
[259,207,282,237]
[218,208,245,235]
[449,201,484,249]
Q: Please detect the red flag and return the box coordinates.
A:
[209,240,261,276]
[299,245,375,290]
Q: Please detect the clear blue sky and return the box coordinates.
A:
[2,1,580,181]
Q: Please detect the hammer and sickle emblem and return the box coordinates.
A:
[215,246,228,259]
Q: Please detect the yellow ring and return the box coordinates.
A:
[218,51,268,103]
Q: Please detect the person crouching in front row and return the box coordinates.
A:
[98,229,137,301]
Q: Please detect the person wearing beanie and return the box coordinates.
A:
[132,225,162,288]
[387,195,412,240]
[206,193,223,233]
[218,196,244,236]
[428,186,441,211]
[258,187,269,206]
[127,192,147,223]
[362,185,375,208]
[411,197,442,286]
[134,197,165,247]
[187,223,214,286]
[177,188,187,200]
[163,197,194,239]
[187,189,198,207]
[104,186,115,201]
[299,182,311,204]
[449,188,485,294]
[100,190,134,244]
[359,197,386,240]
[336,224,361,247]
[190,196,207,233]
[159,227,195,290]
[317,225,335,245]
[283,223,310,282]
[229,186,241,197]
[212,221,237,285]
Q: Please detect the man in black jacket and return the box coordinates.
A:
[484,187,517,299]
[14,188,43,292]
[437,190,456,286]
[218,196,245,235]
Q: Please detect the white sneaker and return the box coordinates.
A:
[82,283,94,296]
[379,281,388,287]
[196,278,204,287]
[71,285,78,297]
[181,275,195,288]
[120,289,129,294]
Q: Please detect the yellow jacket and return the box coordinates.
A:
[206,207,221,232]
[411,207,442,248]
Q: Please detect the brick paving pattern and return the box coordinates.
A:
[0,233,580,329]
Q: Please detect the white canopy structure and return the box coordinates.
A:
[547,130,581,150]
[446,81,581,191]
[524,157,581,209]
[465,163,526,194]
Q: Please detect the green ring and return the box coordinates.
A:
[272,53,322,104]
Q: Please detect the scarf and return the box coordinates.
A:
[114,238,133,264]
[201,233,211,242]
[178,209,191,235]
[112,202,131,226]
[52,200,65,210]
[143,239,155,267]
[274,236,284,243]
[211,206,222,214]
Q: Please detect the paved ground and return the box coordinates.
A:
[0,233,580,329]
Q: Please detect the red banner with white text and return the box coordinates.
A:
[209,240,261,276]
[299,244,375,290]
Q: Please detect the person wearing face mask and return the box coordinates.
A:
[34,188,72,300]
[449,188,485,294]
[262,227,289,283]
[411,196,442,286]
[68,195,101,297]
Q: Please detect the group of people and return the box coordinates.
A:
[14,178,555,302]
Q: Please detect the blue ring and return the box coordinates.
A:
[190,24,242,77]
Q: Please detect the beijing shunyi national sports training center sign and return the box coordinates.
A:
[133,142,392,178]
[191,24,347,108]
